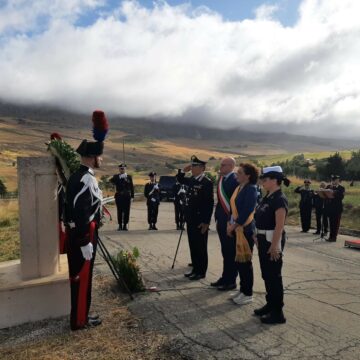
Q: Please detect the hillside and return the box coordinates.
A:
[0,101,358,191]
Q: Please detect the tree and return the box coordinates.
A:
[325,152,345,179]
[345,150,360,180]
[0,178,7,197]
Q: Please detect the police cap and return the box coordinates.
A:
[191,155,206,166]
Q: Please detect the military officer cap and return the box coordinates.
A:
[331,174,340,180]
[259,165,284,180]
[148,171,156,177]
[118,163,127,168]
[191,155,207,166]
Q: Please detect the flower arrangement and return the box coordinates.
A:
[111,247,145,292]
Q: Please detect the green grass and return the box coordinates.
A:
[245,150,354,166]
[0,200,20,261]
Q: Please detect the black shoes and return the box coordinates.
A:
[210,278,224,287]
[189,273,205,281]
[326,237,336,242]
[254,304,271,317]
[123,224,128,231]
[117,225,122,231]
[260,312,286,324]
[88,314,99,321]
[184,270,194,277]
[313,231,320,235]
[153,224,158,230]
[71,317,102,331]
[217,283,236,291]
[148,224,158,230]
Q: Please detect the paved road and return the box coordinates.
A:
[101,201,360,360]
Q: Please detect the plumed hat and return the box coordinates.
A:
[76,110,109,157]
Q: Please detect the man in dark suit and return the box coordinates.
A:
[110,164,134,231]
[176,155,214,280]
[212,157,239,291]
[325,175,345,242]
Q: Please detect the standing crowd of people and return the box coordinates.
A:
[60,110,346,332]
[294,175,345,242]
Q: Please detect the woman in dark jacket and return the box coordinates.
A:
[226,163,259,305]
[254,166,290,324]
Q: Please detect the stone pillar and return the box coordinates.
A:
[18,156,60,279]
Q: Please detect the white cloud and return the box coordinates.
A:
[0,0,360,138]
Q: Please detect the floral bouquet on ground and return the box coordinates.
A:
[111,247,145,293]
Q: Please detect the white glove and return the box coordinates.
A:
[154,184,159,190]
[80,242,93,261]
[151,198,157,203]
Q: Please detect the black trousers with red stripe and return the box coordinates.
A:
[67,227,97,330]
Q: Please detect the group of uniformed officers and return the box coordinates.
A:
[294,175,345,242]
[63,110,345,331]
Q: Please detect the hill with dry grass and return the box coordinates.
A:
[0,101,358,191]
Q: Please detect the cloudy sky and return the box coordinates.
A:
[0,0,359,138]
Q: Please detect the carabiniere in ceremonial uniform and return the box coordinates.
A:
[176,155,214,280]
[65,110,108,331]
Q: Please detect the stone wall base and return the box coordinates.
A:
[0,255,70,329]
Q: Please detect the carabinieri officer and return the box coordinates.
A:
[254,165,290,325]
[110,163,134,231]
[176,155,214,280]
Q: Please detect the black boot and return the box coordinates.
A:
[153,224,158,230]
[254,304,271,317]
[260,310,286,324]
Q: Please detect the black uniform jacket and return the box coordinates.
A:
[65,165,102,246]
[144,182,160,204]
[325,184,345,213]
[176,171,214,225]
[110,174,134,198]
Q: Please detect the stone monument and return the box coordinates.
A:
[0,156,70,329]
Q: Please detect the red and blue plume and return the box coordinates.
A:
[92,110,109,142]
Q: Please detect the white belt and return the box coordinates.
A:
[256,229,273,235]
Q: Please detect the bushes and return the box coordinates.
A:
[111,247,145,292]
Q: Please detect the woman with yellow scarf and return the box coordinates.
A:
[226,163,259,305]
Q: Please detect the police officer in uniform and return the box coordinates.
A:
[294,179,313,233]
[65,110,107,331]
[312,182,328,235]
[176,155,214,280]
[254,166,290,324]
[173,180,186,230]
[325,175,345,242]
[144,171,160,230]
[110,164,134,231]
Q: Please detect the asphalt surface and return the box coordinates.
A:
[101,201,360,360]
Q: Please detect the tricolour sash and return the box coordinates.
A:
[217,176,230,216]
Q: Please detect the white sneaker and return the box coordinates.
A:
[229,291,241,300]
[232,293,253,305]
